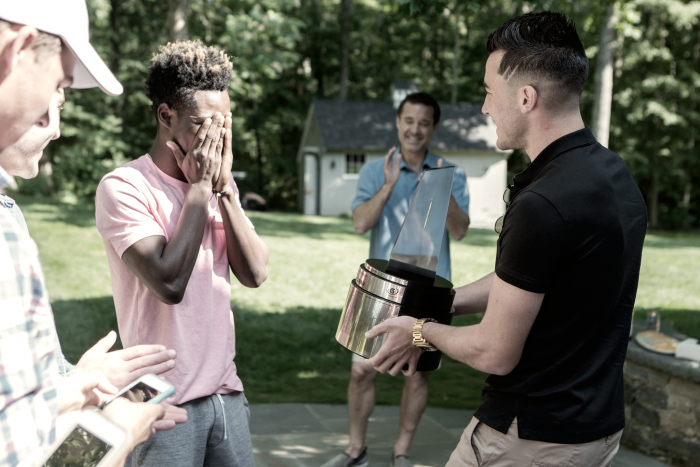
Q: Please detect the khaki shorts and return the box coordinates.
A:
[351,352,441,370]
[446,417,622,467]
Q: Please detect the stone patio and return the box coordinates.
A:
[250,404,670,467]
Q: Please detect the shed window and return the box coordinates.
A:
[345,154,365,174]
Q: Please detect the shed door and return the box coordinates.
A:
[304,154,318,215]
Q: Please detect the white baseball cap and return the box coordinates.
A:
[0,0,123,96]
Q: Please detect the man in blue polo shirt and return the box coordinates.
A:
[323,92,470,467]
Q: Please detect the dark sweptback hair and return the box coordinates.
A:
[486,12,588,103]
[145,40,233,120]
[397,92,441,125]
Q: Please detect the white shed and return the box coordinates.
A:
[296,99,509,229]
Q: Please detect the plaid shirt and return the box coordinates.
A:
[0,166,58,467]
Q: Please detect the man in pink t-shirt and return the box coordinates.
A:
[96,41,269,467]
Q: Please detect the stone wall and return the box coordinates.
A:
[623,320,700,466]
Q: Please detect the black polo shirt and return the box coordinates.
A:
[473,127,647,444]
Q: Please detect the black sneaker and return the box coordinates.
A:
[321,448,369,467]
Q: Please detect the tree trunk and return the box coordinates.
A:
[311,0,325,98]
[168,0,188,42]
[250,74,264,194]
[649,124,660,228]
[591,3,616,148]
[109,0,123,119]
[338,0,351,102]
[451,6,461,105]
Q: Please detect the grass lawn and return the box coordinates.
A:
[13,194,700,409]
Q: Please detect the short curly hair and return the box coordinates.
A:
[145,40,233,120]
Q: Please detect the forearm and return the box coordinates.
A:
[352,183,395,234]
[452,272,494,315]
[218,191,269,288]
[445,195,470,240]
[421,322,496,373]
[123,185,210,304]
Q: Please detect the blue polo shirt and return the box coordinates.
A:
[351,150,469,281]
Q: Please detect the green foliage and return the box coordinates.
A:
[15,0,700,225]
[608,0,700,228]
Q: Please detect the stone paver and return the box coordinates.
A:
[250,404,670,467]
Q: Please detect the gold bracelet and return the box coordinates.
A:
[412,318,438,351]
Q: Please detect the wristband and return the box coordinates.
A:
[214,185,231,199]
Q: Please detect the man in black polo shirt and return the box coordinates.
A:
[364,11,647,466]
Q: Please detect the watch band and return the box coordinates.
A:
[412,318,438,351]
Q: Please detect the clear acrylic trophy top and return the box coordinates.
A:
[386,166,455,284]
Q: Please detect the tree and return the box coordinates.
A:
[339,0,351,101]
[13,0,698,225]
[591,2,617,147]
[168,0,189,42]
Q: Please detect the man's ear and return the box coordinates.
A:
[519,85,538,115]
[0,25,39,81]
[157,103,174,130]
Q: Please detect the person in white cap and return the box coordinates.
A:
[0,1,180,466]
[0,90,190,467]
[0,0,122,152]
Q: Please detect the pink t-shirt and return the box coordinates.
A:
[95,155,253,405]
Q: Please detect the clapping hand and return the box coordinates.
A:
[383,146,402,188]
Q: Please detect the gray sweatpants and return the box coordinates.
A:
[126,391,254,467]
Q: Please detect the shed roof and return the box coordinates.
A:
[311,100,499,152]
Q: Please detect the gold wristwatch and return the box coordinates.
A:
[412,318,438,351]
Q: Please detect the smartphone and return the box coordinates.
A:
[100,373,175,408]
[42,409,129,467]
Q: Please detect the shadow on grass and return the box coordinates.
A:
[11,193,97,228]
[643,232,700,249]
[249,213,360,240]
[52,295,488,410]
[12,193,501,248]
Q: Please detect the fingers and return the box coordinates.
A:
[194,117,213,152]
[72,372,118,397]
[383,146,396,166]
[401,356,419,377]
[161,403,188,424]
[437,158,443,168]
[395,152,403,167]
[152,419,176,431]
[86,331,117,356]
[130,358,177,380]
[136,403,166,443]
[125,349,176,374]
[215,127,225,162]
[166,141,186,166]
[224,128,232,160]
[388,359,408,377]
[202,114,224,157]
[364,321,388,340]
[224,116,232,157]
[118,344,169,362]
[151,404,188,430]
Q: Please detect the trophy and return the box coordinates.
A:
[336,166,456,371]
